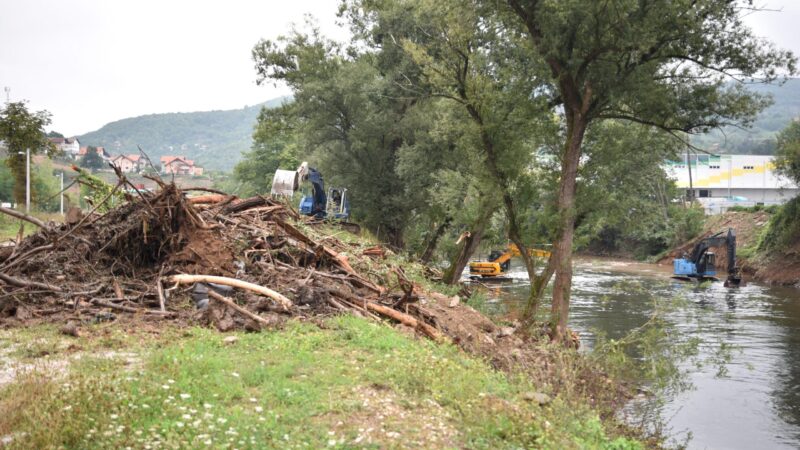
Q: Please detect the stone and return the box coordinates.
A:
[521,392,552,406]
[60,322,81,337]
[65,206,83,225]
[223,336,239,345]
[448,296,460,308]
[496,326,515,338]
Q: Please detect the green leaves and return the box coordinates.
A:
[0,101,57,206]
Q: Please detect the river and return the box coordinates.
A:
[468,258,800,449]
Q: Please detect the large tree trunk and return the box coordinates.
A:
[420,217,452,264]
[550,114,588,342]
[7,156,27,207]
[442,205,495,285]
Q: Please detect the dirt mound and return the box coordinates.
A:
[658,210,800,286]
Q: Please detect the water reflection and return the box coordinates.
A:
[469,260,800,449]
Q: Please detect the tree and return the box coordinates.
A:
[0,101,58,207]
[80,146,105,171]
[251,24,449,247]
[499,0,796,341]
[774,120,800,184]
[233,105,300,196]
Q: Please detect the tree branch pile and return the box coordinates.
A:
[0,181,444,339]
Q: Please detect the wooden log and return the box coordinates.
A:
[222,196,270,214]
[0,272,63,292]
[208,290,274,326]
[0,206,51,231]
[112,279,124,300]
[273,217,383,293]
[364,301,443,341]
[156,279,166,312]
[167,274,293,310]
[90,298,174,316]
[325,286,441,340]
[189,194,229,205]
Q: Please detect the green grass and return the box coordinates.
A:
[0,211,63,241]
[0,317,640,449]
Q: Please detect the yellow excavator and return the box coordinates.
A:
[469,243,551,278]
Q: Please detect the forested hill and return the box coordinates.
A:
[692,78,800,154]
[78,97,288,171]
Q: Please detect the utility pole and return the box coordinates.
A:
[59,171,64,215]
[686,147,694,204]
[25,148,30,213]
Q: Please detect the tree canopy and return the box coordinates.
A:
[0,101,58,206]
[238,0,796,342]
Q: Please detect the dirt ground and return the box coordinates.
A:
[658,210,800,286]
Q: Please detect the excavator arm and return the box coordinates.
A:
[469,243,551,278]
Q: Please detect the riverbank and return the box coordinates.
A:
[657,209,800,286]
[0,317,643,449]
[0,185,644,448]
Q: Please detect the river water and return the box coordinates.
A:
[469,258,800,449]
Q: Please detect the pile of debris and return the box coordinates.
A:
[0,179,445,339]
[0,179,629,410]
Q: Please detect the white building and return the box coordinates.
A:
[49,137,81,158]
[665,154,799,214]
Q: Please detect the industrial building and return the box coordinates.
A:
[665,154,799,214]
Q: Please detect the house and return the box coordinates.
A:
[665,154,799,214]
[49,137,81,158]
[160,155,204,176]
[78,146,111,161]
[111,154,145,173]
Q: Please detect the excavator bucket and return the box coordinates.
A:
[271,169,298,197]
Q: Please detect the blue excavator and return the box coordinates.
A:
[673,228,741,287]
[270,161,352,221]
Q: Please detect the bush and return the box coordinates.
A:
[757,196,800,253]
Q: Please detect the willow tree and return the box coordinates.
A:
[498,0,796,341]
[342,0,558,292]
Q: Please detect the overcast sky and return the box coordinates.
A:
[1,0,799,135]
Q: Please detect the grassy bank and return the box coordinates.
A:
[0,212,62,241]
[0,317,640,449]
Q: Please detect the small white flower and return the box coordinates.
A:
[162,385,170,390]
[180,393,191,399]
[182,414,191,420]
[254,406,263,413]
[231,372,240,378]
[142,404,150,409]
[167,379,175,384]
[217,417,227,424]
[110,414,118,420]
[249,397,257,403]
[176,422,184,428]
[203,403,213,409]
[63,405,72,411]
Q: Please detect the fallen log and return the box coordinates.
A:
[90,298,174,316]
[0,206,51,232]
[0,272,64,292]
[325,286,441,340]
[167,274,293,310]
[364,301,443,341]
[189,194,230,205]
[222,196,270,214]
[273,217,383,293]
[208,290,274,326]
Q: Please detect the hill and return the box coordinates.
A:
[692,78,800,154]
[78,97,288,171]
